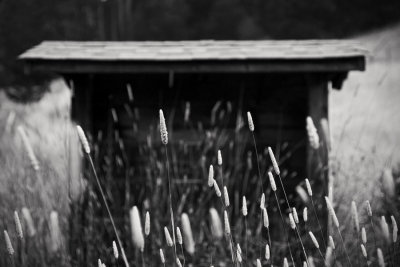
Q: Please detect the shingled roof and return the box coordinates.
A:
[19,40,367,73]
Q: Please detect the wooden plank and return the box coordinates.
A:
[19,40,367,61]
[22,57,366,74]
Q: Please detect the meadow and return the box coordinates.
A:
[1,25,400,267]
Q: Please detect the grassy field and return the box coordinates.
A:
[0,25,399,266]
[330,23,400,222]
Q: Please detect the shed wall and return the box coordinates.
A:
[70,73,312,201]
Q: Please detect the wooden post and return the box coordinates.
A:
[68,74,94,265]
[71,74,94,135]
[307,74,330,240]
[307,75,328,182]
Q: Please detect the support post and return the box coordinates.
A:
[307,74,330,241]
[71,74,94,134]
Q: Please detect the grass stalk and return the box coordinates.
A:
[269,148,309,260]
[248,113,268,260]
[369,217,378,252]
[272,192,296,267]
[336,227,353,267]
[290,214,310,267]
[87,156,130,267]
[179,244,186,267]
[317,248,326,265]
[310,197,327,250]
[244,217,248,260]
[325,196,352,267]
[250,133,264,192]
[164,146,178,264]
[266,227,272,262]
[309,231,327,266]
[269,156,308,265]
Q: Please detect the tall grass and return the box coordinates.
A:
[1,88,399,266]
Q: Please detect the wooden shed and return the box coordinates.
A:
[19,40,366,201]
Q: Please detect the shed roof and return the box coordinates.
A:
[19,40,367,73]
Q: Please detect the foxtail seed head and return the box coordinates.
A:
[283,257,289,267]
[391,215,398,243]
[265,244,270,260]
[184,102,191,123]
[159,249,165,264]
[325,197,339,228]
[268,172,277,191]
[328,235,335,249]
[247,112,254,132]
[289,213,296,229]
[130,206,145,251]
[260,193,266,209]
[306,116,320,149]
[164,227,173,247]
[325,247,333,267]
[293,208,299,224]
[223,186,230,207]
[308,257,316,267]
[145,211,150,236]
[76,125,90,154]
[4,230,14,255]
[126,83,133,102]
[305,178,312,197]
[21,207,36,237]
[377,248,385,267]
[303,207,308,222]
[224,210,231,235]
[361,244,367,258]
[14,211,23,239]
[181,213,195,254]
[236,245,242,263]
[296,185,309,203]
[213,180,221,197]
[98,259,102,267]
[263,208,269,228]
[111,108,118,123]
[112,240,119,259]
[242,196,248,216]
[268,147,280,175]
[209,208,223,239]
[217,150,222,165]
[381,216,390,244]
[256,259,262,267]
[309,231,319,248]
[208,165,214,187]
[159,109,168,145]
[351,201,360,232]
[361,227,367,244]
[176,227,183,244]
[366,200,372,217]
[176,257,183,267]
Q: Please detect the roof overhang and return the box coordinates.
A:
[19,40,367,74]
[21,57,366,74]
